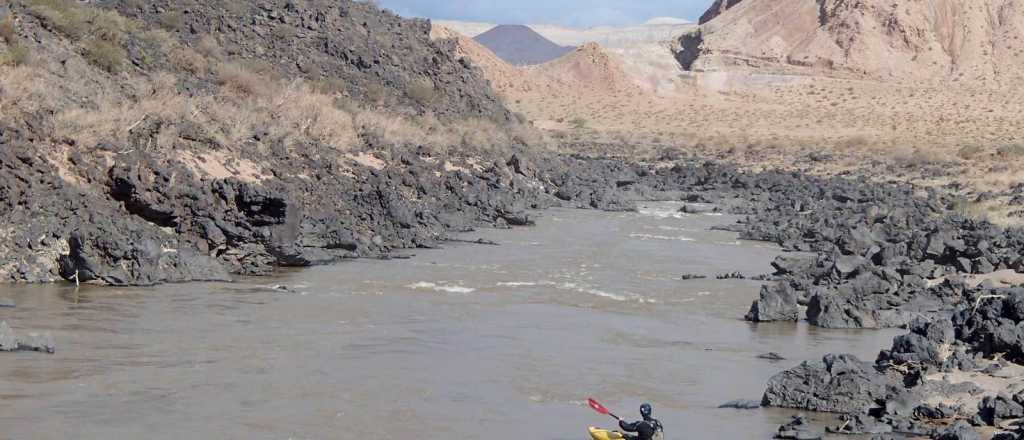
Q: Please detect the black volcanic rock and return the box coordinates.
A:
[473,25,574,65]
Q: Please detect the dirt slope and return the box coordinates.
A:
[98,0,512,122]
[473,24,574,65]
[680,0,1024,83]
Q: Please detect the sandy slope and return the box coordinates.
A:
[434,11,1024,225]
[682,0,1024,84]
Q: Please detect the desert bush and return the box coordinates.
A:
[0,17,16,44]
[957,145,984,161]
[311,77,348,96]
[169,46,207,75]
[196,35,223,60]
[83,39,126,73]
[27,0,91,40]
[89,9,132,43]
[3,44,31,66]
[363,81,387,104]
[836,134,869,150]
[406,79,438,106]
[214,61,273,96]
[570,117,588,131]
[997,144,1024,158]
[158,10,184,31]
[271,24,297,41]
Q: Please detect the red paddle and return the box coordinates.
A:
[588,398,621,421]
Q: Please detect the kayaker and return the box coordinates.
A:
[618,403,664,440]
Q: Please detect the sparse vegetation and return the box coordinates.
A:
[157,10,184,31]
[0,17,16,43]
[196,35,223,60]
[406,79,438,106]
[570,117,588,131]
[997,144,1024,158]
[3,44,31,66]
[83,39,127,74]
[957,145,984,161]
[271,24,297,41]
[169,46,208,75]
[214,61,273,96]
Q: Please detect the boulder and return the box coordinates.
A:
[978,394,1024,426]
[932,421,980,440]
[762,354,892,414]
[746,282,800,322]
[775,415,822,440]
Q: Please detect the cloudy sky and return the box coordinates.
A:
[375,0,713,28]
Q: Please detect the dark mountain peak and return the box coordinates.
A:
[473,24,574,66]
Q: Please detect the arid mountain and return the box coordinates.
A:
[679,0,1024,83]
[439,19,694,49]
[473,24,574,65]
[435,26,644,99]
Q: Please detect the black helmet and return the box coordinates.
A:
[640,403,653,419]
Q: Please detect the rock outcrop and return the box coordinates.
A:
[679,0,1024,83]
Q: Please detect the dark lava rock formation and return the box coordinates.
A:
[98,0,512,122]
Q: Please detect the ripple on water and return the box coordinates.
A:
[406,282,476,294]
[629,233,695,242]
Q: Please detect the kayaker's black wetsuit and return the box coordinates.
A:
[619,417,664,440]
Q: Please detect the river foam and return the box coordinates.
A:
[406,282,476,294]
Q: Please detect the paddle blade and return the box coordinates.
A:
[588,398,610,415]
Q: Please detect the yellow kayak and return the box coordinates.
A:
[589,427,626,440]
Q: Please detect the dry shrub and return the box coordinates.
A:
[0,65,58,120]
[158,10,184,31]
[836,134,869,150]
[27,1,90,40]
[27,0,133,41]
[311,77,348,96]
[196,35,223,60]
[257,81,358,148]
[48,72,358,152]
[214,61,273,96]
[570,117,588,131]
[997,144,1024,159]
[51,73,188,149]
[363,81,387,104]
[169,46,207,75]
[271,24,297,41]
[957,145,984,161]
[2,45,31,66]
[0,17,16,44]
[198,79,358,149]
[406,78,438,106]
[83,39,126,73]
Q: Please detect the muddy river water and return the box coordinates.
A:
[0,203,902,439]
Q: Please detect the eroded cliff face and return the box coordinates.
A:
[679,0,1024,83]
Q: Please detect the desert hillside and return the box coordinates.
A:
[437,19,695,49]
[0,0,548,284]
[678,0,1024,83]
[437,6,1024,225]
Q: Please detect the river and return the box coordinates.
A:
[0,203,902,439]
